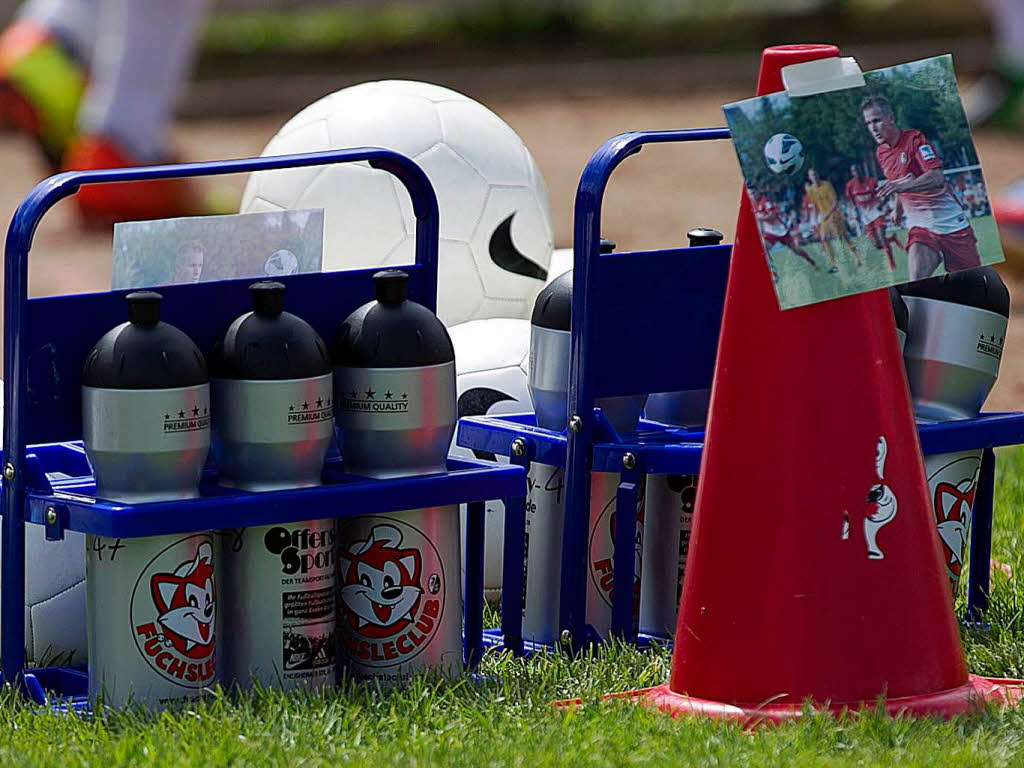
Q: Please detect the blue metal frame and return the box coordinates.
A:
[0,148,527,703]
[457,126,1024,651]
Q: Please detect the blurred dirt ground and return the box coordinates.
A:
[5,89,1024,409]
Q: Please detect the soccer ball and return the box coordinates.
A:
[764,133,804,175]
[0,385,87,664]
[241,80,555,326]
[450,318,532,599]
[546,248,573,286]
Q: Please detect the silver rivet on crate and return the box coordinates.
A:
[46,507,58,525]
[510,438,527,458]
[622,452,637,470]
[3,463,14,480]
[568,415,583,433]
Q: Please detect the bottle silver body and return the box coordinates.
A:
[521,462,564,644]
[638,390,704,638]
[527,325,647,641]
[904,296,1005,592]
[638,473,696,639]
[333,363,462,681]
[82,384,216,707]
[903,297,1004,421]
[212,375,336,690]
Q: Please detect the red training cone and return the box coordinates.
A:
[607,44,1024,721]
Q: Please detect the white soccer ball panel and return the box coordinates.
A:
[0,523,87,663]
[414,143,490,242]
[243,196,285,214]
[29,579,86,663]
[547,247,573,286]
[308,164,408,273]
[438,100,530,187]
[324,88,443,157]
[435,239,486,326]
[451,318,531,375]
[240,119,332,210]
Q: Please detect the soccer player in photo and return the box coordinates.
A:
[862,94,981,279]
[799,185,818,245]
[751,186,821,281]
[806,168,859,272]
[844,164,905,271]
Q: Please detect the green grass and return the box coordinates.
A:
[5,446,1024,766]
[772,215,1002,308]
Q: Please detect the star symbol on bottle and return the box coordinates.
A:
[385,390,393,399]
[302,401,309,410]
[192,406,200,416]
[178,410,185,419]
[164,413,170,420]
[289,405,294,412]
[349,390,357,400]
[365,389,375,399]
[402,393,408,400]
[316,397,323,408]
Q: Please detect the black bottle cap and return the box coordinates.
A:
[127,290,161,325]
[250,280,286,317]
[83,291,207,389]
[332,270,454,368]
[889,287,908,333]
[900,266,1009,318]
[374,269,408,304]
[210,281,331,380]
[531,269,572,332]
[687,228,725,247]
[599,238,616,254]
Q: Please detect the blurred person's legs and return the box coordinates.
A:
[966,0,1024,129]
[0,0,211,223]
[65,0,211,224]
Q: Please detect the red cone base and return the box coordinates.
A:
[624,676,1024,723]
[550,677,1024,724]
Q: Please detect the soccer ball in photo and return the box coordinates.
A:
[241,80,555,326]
[263,248,298,276]
[764,132,805,176]
[450,317,532,599]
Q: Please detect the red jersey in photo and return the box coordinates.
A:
[753,194,790,238]
[844,176,883,224]
[875,129,968,235]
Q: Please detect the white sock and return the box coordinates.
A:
[76,0,209,160]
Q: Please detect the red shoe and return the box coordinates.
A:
[0,20,84,168]
[63,135,209,226]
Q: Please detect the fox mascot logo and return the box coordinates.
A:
[338,525,423,639]
[932,460,980,585]
[150,541,216,657]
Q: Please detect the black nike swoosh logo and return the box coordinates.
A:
[458,387,517,461]
[488,212,548,282]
